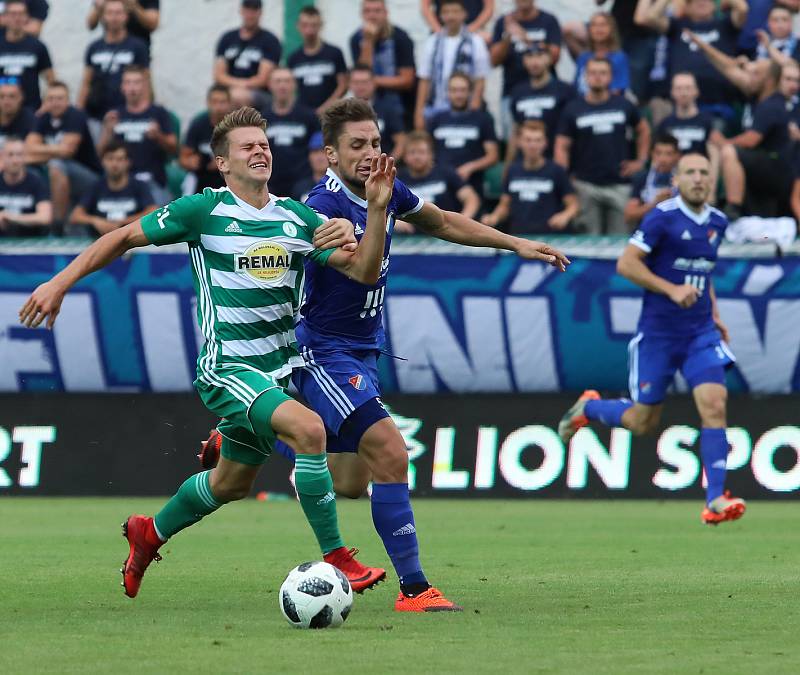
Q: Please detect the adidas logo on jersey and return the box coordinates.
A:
[225,221,243,233]
[392,523,416,536]
[681,230,692,240]
[354,223,364,235]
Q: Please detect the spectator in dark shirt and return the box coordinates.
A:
[555,56,650,234]
[77,0,149,127]
[657,72,723,190]
[179,84,231,195]
[349,0,416,115]
[292,131,329,203]
[421,0,495,34]
[214,0,281,110]
[349,64,405,159]
[482,120,577,234]
[0,136,50,236]
[0,0,54,110]
[506,42,575,165]
[428,71,498,196]
[263,67,319,199]
[398,130,480,229]
[490,0,561,136]
[98,64,176,206]
[623,132,680,227]
[87,0,160,52]
[0,0,48,37]
[288,5,348,114]
[716,61,799,220]
[70,138,155,237]
[635,0,749,120]
[0,79,35,148]
[25,81,100,228]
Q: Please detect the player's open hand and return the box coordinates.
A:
[515,240,571,272]
[365,153,395,211]
[19,280,66,329]
[668,283,700,309]
[313,217,358,252]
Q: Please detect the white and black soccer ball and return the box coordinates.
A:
[279,561,353,629]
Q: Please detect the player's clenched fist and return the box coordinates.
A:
[19,280,66,329]
[668,283,700,308]
[365,153,395,210]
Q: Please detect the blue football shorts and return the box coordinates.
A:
[292,346,390,453]
[627,328,736,405]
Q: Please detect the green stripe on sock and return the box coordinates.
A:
[294,452,344,554]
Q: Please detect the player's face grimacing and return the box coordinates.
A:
[331,120,382,187]
[219,126,272,185]
[674,153,711,208]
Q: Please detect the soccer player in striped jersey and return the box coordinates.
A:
[18,106,393,598]
[558,153,746,526]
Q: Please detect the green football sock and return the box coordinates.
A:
[153,470,222,540]
[294,453,344,554]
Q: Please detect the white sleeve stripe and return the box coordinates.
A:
[397,196,424,218]
[628,238,651,253]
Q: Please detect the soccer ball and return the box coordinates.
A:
[279,561,353,629]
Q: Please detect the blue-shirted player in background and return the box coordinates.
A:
[558,153,746,526]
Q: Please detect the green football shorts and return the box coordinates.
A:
[195,365,293,465]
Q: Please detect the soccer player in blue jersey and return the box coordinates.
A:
[303,98,568,611]
[558,152,746,526]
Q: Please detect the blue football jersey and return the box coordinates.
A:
[629,196,727,336]
[298,168,424,350]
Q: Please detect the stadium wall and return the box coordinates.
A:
[1,393,799,498]
[1,239,799,394]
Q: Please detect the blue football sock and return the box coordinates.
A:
[700,428,728,504]
[273,440,296,462]
[584,398,633,427]
[370,483,427,586]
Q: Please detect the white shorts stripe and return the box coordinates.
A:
[628,332,643,402]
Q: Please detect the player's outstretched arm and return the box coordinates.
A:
[325,153,395,284]
[406,202,571,272]
[617,243,699,308]
[19,220,150,329]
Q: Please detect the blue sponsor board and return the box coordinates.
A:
[1,239,799,393]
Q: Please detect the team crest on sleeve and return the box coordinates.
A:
[348,374,366,391]
[235,240,291,282]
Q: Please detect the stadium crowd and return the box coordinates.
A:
[1,0,800,239]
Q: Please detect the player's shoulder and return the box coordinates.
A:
[654,197,681,214]
[707,205,728,226]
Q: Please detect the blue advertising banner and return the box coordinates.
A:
[1,239,799,393]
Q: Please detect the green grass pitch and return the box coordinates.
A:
[1,498,798,674]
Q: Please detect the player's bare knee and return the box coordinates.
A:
[210,476,252,502]
[373,442,408,483]
[292,416,327,455]
[699,397,727,427]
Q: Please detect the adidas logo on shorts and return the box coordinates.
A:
[392,523,416,536]
[225,221,243,233]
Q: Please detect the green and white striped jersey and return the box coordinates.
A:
[140,186,334,386]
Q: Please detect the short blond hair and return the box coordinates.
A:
[210,106,267,158]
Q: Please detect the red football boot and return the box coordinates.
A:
[701,491,747,526]
[120,515,163,598]
[198,428,222,469]
[324,547,386,593]
[395,587,463,612]
[557,390,601,444]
